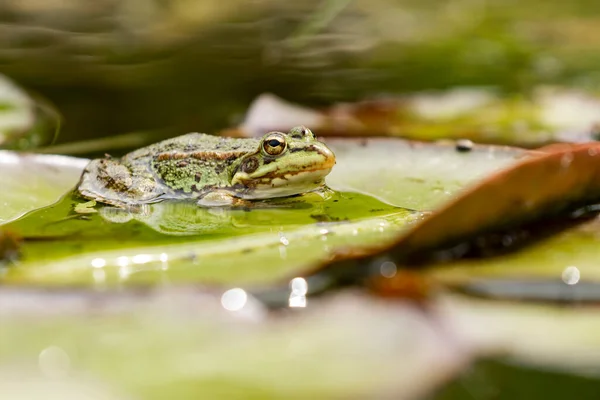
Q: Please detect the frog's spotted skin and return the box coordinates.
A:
[76,126,336,207]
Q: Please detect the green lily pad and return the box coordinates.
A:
[324,137,525,210]
[0,151,88,224]
[0,137,523,287]
[427,214,600,293]
[439,293,600,375]
[0,74,61,150]
[0,290,469,400]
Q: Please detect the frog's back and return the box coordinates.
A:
[124,133,259,162]
[122,133,259,195]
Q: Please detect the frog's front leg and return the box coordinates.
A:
[197,191,252,208]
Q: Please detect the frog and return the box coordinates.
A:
[76,126,336,208]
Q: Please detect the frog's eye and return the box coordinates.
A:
[262,134,287,156]
[289,126,312,139]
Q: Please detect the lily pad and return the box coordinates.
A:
[234,89,600,147]
[0,74,61,150]
[438,293,600,375]
[0,137,523,288]
[0,151,88,224]
[315,142,600,287]
[426,213,600,297]
[324,137,525,210]
[0,289,470,400]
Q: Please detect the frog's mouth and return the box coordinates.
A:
[236,167,333,199]
[232,156,335,200]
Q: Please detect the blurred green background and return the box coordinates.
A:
[3,0,600,143]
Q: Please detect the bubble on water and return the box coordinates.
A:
[289,295,307,308]
[380,261,397,278]
[132,254,153,264]
[159,253,169,270]
[289,277,308,308]
[116,256,129,267]
[455,139,474,152]
[38,346,71,378]
[90,258,106,268]
[221,288,247,311]
[290,277,308,295]
[560,152,574,169]
[562,266,580,285]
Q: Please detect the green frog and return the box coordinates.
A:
[76,126,336,208]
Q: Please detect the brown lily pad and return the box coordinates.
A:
[312,142,600,284]
[229,90,600,147]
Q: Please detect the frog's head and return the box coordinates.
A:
[231,126,336,199]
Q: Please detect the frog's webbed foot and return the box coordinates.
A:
[197,191,241,207]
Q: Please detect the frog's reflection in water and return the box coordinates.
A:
[97,191,330,236]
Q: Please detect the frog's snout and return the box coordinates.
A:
[320,146,336,170]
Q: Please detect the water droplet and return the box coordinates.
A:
[562,266,580,285]
[221,288,247,311]
[455,139,474,152]
[279,244,288,259]
[159,253,169,270]
[380,261,397,278]
[132,254,153,264]
[116,256,129,267]
[588,147,598,156]
[290,277,308,295]
[289,294,307,308]
[38,346,71,378]
[90,258,106,268]
[319,228,329,235]
[279,236,289,246]
[560,152,574,169]
[289,277,308,308]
